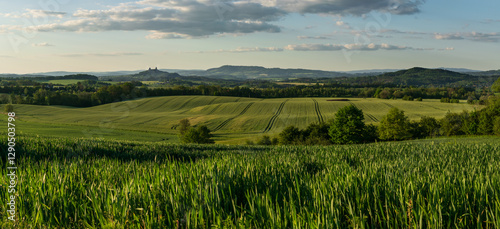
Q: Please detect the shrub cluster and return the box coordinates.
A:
[178,119,215,144]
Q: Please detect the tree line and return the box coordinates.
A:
[0,81,493,107]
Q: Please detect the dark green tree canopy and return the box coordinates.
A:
[278,126,301,145]
[378,107,412,141]
[177,119,214,144]
[181,125,215,144]
[329,105,367,144]
[492,76,500,92]
[4,104,14,113]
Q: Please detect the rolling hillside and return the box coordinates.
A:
[337,67,495,87]
[8,96,479,143]
[202,65,348,79]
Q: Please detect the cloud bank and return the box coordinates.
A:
[14,0,425,39]
[285,43,414,51]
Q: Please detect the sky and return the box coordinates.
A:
[0,0,499,74]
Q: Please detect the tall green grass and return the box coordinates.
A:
[1,136,499,228]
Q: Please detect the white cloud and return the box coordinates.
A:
[285,43,415,51]
[249,0,425,15]
[438,47,454,51]
[196,46,284,53]
[297,36,330,40]
[481,19,500,24]
[58,52,143,57]
[3,0,427,39]
[335,20,351,29]
[285,43,343,51]
[27,2,284,38]
[145,32,193,39]
[0,9,66,19]
[434,33,464,40]
[434,32,500,42]
[32,42,54,47]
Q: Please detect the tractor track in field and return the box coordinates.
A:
[148,99,173,112]
[206,97,219,106]
[365,113,378,122]
[132,99,154,110]
[176,97,197,113]
[382,102,395,109]
[424,104,447,111]
[134,116,164,125]
[213,102,254,132]
[206,104,222,115]
[263,99,289,133]
[348,102,378,122]
[312,98,324,123]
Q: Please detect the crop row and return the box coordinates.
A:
[263,99,289,133]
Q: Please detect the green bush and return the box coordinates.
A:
[492,76,500,92]
[257,135,273,145]
[494,116,500,136]
[181,125,215,144]
[4,104,13,113]
[278,126,301,145]
[329,105,367,144]
[277,122,331,145]
[418,116,441,137]
[402,95,414,101]
[378,107,412,141]
[178,118,191,136]
[440,112,466,136]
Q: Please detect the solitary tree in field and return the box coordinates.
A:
[178,118,191,136]
[181,125,215,144]
[4,104,13,113]
[329,105,367,144]
[178,119,214,144]
[378,107,412,141]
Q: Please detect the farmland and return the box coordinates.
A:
[6,96,479,143]
[1,135,499,228]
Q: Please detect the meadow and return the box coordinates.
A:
[7,96,479,144]
[0,135,499,228]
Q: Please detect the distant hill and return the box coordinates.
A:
[344,69,402,74]
[199,65,349,79]
[100,68,182,81]
[469,69,500,77]
[438,68,480,73]
[338,67,495,87]
[3,66,499,88]
[98,68,242,87]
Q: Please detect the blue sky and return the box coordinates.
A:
[0,0,499,73]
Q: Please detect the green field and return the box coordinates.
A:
[1,135,499,228]
[34,79,87,85]
[5,96,480,143]
[34,79,122,85]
